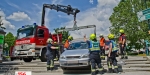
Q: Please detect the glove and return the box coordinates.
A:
[55,47,60,49]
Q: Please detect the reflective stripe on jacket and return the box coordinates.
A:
[89,41,100,52]
[110,40,118,52]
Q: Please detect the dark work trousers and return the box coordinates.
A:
[100,46,105,56]
[55,50,60,60]
[107,52,118,73]
[90,52,103,74]
[46,53,54,69]
[119,44,126,56]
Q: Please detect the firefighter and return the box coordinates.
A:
[64,36,73,48]
[119,29,128,59]
[46,38,59,71]
[107,34,119,73]
[99,34,105,60]
[84,34,103,75]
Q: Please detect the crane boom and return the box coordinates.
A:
[41,4,80,26]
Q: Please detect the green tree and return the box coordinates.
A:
[4,32,15,50]
[54,27,70,43]
[109,0,150,50]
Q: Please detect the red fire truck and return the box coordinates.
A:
[13,4,80,62]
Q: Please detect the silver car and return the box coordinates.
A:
[59,40,90,69]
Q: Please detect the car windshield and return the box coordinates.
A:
[17,27,35,39]
[67,42,88,50]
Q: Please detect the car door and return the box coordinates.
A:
[36,28,45,45]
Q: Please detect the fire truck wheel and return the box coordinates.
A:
[10,58,14,61]
[23,58,32,62]
[40,48,47,62]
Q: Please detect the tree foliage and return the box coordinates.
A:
[54,27,70,43]
[4,32,15,50]
[109,0,150,49]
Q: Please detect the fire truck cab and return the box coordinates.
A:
[14,24,62,62]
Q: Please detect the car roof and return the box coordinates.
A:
[71,39,86,43]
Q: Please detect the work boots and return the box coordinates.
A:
[50,67,54,71]
[114,68,119,73]
[91,72,96,75]
[124,56,128,59]
[47,67,50,71]
[108,68,113,73]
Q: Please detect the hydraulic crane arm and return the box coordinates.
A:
[41,4,80,26]
[57,24,96,34]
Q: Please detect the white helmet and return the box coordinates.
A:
[100,34,103,37]
[47,38,53,43]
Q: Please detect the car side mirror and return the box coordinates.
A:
[64,48,67,51]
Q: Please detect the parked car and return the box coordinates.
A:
[59,40,90,70]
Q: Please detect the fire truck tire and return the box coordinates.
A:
[10,58,14,61]
[40,48,47,62]
[23,58,32,62]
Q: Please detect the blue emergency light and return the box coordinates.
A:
[33,23,36,25]
[22,26,25,28]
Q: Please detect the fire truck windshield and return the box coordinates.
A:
[17,27,35,39]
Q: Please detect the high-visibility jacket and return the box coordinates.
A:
[100,38,105,46]
[110,40,118,52]
[118,34,125,44]
[89,41,100,52]
[64,40,70,48]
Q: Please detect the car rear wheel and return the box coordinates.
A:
[10,57,14,61]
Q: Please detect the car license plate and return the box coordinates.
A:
[67,60,78,63]
[20,52,24,54]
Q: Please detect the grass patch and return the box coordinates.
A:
[4,56,10,58]
[138,54,147,56]
[127,52,138,56]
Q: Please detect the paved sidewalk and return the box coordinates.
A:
[32,71,150,75]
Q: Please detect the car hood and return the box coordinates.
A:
[62,49,89,56]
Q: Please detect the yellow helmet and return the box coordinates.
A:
[90,34,96,40]
[108,34,115,39]
[68,36,73,40]
[119,29,124,33]
[47,38,53,43]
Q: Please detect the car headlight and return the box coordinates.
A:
[60,56,65,59]
[81,54,89,58]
